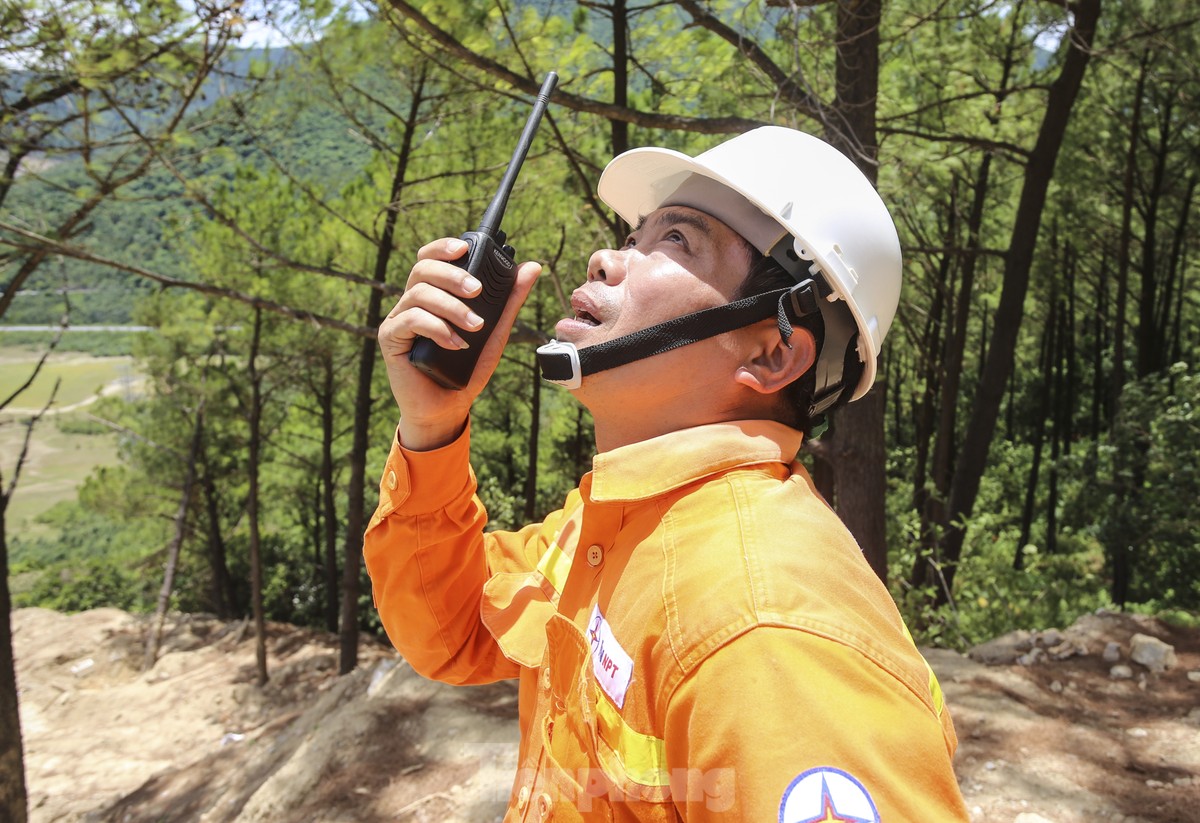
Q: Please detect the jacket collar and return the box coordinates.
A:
[585,420,803,504]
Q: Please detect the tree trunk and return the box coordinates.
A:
[831,386,888,580]
[1017,301,1056,567]
[0,502,28,823]
[1089,250,1110,447]
[144,401,206,671]
[936,0,1102,599]
[1136,94,1173,378]
[1163,175,1195,365]
[910,201,953,540]
[914,152,995,590]
[913,0,1024,572]
[1047,300,1067,555]
[611,0,629,158]
[0,380,61,823]
[340,69,427,675]
[812,0,888,581]
[1063,247,1077,456]
[0,149,29,212]
[247,309,269,687]
[200,462,236,618]
[1111,49,1149,422]
[320,356,339,634]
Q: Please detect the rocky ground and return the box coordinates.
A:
[12,607,1200,822]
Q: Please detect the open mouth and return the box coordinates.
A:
[574,309,601,326]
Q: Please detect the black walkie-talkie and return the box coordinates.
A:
[408,71,558,390]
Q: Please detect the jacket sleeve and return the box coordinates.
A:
[663,626,968,822]
[363,422,548,685]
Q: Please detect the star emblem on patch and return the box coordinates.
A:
[779,768,880,823]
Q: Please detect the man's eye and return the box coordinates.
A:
[622,235,637,249]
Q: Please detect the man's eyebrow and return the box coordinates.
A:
[643,209,715,239]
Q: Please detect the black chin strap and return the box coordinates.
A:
[537,280,822,389]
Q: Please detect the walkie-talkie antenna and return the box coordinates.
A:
[477,72,558,236]
[409,70,559,390]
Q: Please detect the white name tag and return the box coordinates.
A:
[587,604,633,709]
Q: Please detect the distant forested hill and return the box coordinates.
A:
[1,45,375,326]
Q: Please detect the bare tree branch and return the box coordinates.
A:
[4,379,61,501]
[0,326,65,411]
[878,127,1031,163]
[0,223,378,340]
[673,0,825,118]
[381,0,764,133]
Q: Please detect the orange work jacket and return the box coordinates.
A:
[364,419,968,822]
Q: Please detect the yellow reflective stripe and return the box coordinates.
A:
[535,540,571,596]
[593,690,669,788]
[900,622,946,717]
[928,667,946,716]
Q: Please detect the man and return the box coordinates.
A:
[366,126,968,822]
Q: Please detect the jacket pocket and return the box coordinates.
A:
[545,615,676,820]
[588,686,674,811]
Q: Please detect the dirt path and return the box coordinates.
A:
[940,612,1200,822]
[13,607,1200,822]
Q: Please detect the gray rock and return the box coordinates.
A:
[1110,664,1134,680]
[1039,628,1064,648]
[1130,633,1177,672]
[1102,641,1121,663]
[968,630,1034,665]
[1048,640,1078,660]
[1017,647,1047,667]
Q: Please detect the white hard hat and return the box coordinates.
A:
[596,126,902,403]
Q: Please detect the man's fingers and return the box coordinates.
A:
[505,261,542,319]
[405,257,483,300]
[381,306,469,352]
[416,237,469,262]
[404,281,486,331]
[380,281,484,351]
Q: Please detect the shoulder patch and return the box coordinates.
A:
[779,767,880,823]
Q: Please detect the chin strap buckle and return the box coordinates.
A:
[536,340,583,388]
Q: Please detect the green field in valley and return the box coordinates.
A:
[1,348,138,539]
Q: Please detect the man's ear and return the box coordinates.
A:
[733,320,817,395]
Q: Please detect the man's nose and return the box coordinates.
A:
[586,247,627,285]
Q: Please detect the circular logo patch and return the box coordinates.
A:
[778,767,880,823]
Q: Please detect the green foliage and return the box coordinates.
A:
[892,441,1113,649]
[1091,364,1200,609]
[16,556,149,613]
[10,465,169,612]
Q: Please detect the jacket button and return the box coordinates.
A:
[586,544,603,566]
[386,469,398,490]
[517,785,530,812]
[541,666,552,691]
[537,792,553,819]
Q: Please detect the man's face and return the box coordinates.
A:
[553,206,753,348]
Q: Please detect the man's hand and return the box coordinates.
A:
[378,237,541,451]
